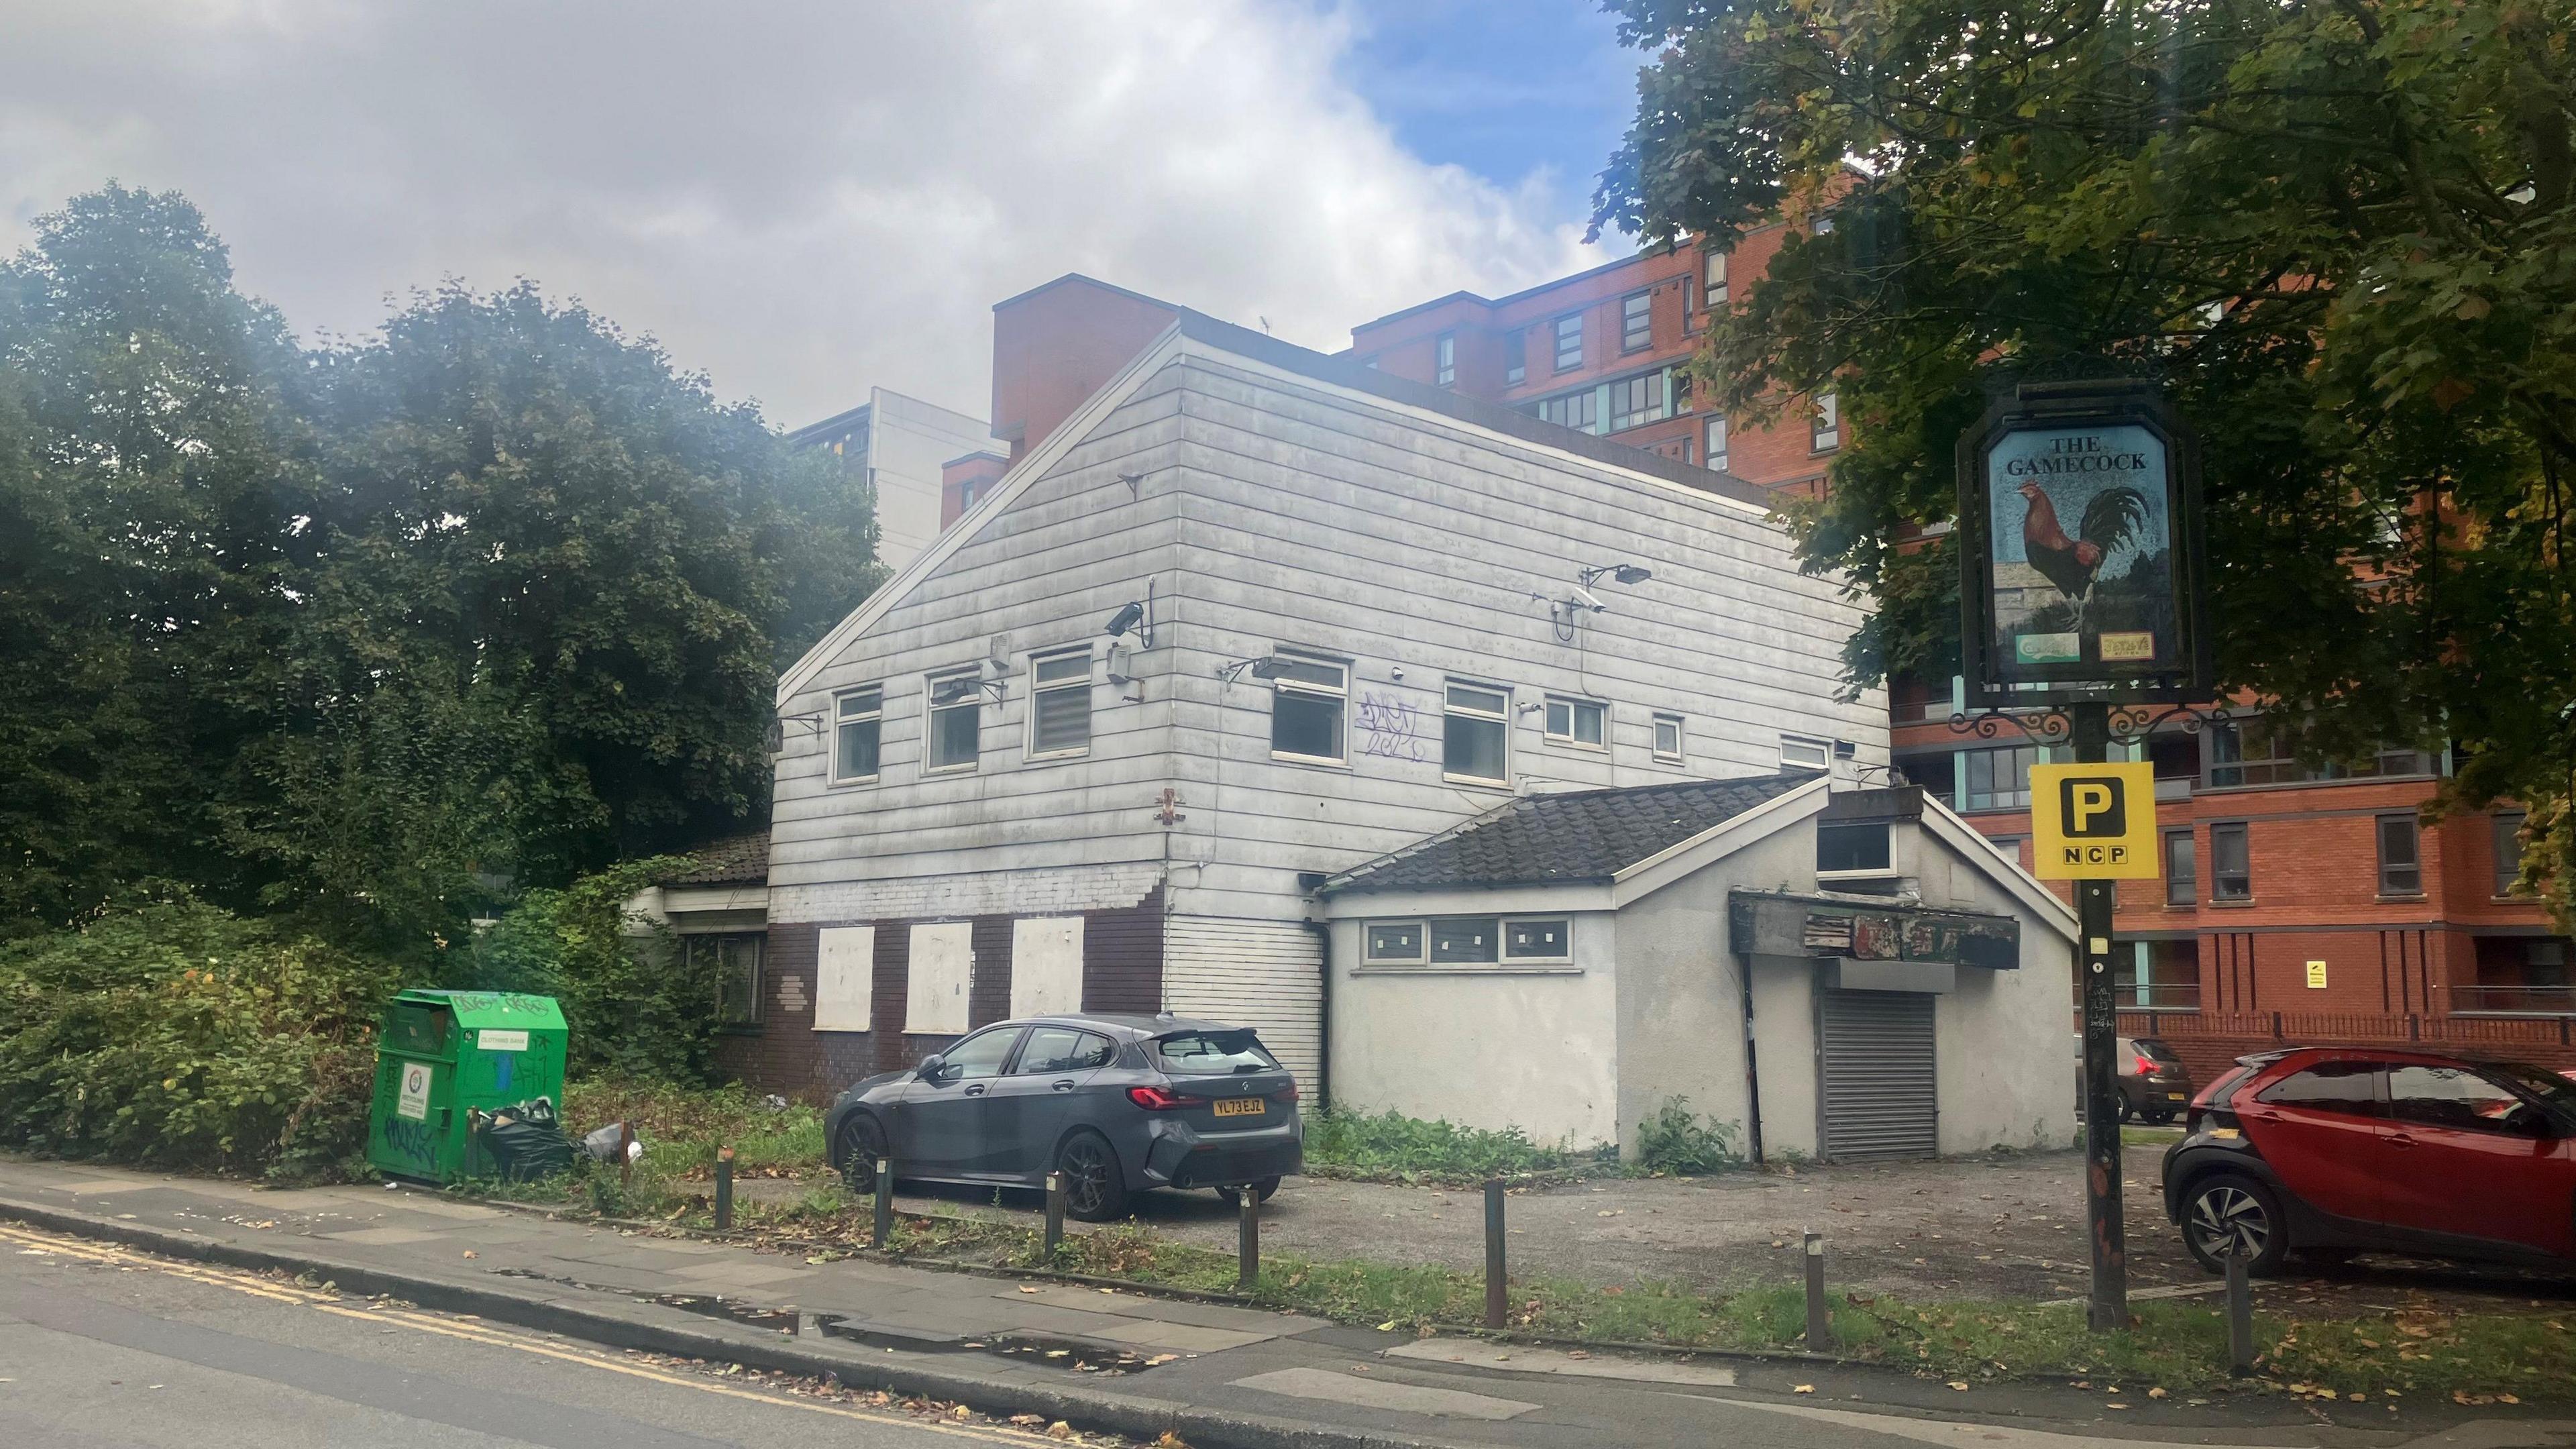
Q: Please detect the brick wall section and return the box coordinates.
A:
[716,889,1169,1099]
[2122,1015,2576,1087]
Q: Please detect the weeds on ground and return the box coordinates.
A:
[1300,1108,1611,1184]
[560,1079,825,1179]
[1631,1099,1741,1176]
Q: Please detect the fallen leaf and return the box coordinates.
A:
[460,1250,478,1259]
[2501,1394,2521,1405]
[1567,1350,1590,1360]
[1154,1435,1190,1449]
[1792,1384,1815,1394]
[1375,1320,1398,1332]
[1948,1381,1970,1392]
[2147,1388,2167,1399]
[1011,1414,1046,1427]
[1047,1423,1073,1440]
[1019,1285,1042,1294]
[951,1405,973,1419]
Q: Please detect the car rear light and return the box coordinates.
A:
[1127,1085,1207,1111]
[2134,1055,2157,1075]
[1278,1083,1299,1102]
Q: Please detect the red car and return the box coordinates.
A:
[2162,1046,2576,1275]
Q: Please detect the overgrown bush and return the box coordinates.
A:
[1633,1097,1741,1175]
[1303,1108,1605,1182]
[0,893,402,1179]
[460,857,722,1082]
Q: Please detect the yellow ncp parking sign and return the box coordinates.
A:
[2029,761,2159,879]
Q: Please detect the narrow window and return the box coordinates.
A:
[1442,683,1511,785]
[1364,922,1426,964]
[2494,811,2528,896]
[1503,918,1571,962]
[1704,417,1728,472]
[1781,734,1831,770]
[2377,812,2422,896]
[1543,696,1605,749]
[2163,828,2196,906]
[1703,248,1727,301]
[698,934,763,1027]
[1553,313,1583,372]
[1621,290,1652,352]
[833,685,883,783]
[1681,276,1700,335]
[1652,713,1684,762]
[1435,331,1456,388]
[1811,390,1841,451]
[2210,822,2251,900]
[1817,821,1892,873]
[1269,653,1347,763]
[1430,917,1500,964]
[1027,647,1092,758]
[1503,328,1526,386]
[926,669,983,771]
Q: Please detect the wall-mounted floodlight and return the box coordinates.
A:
[1578,561,1654,589]
[1216,655,1287,685]
[930,674,1006,707]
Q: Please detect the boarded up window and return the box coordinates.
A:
[1011,916,1086,1018]
[906,922,973,1033]
[813,926,875,1032]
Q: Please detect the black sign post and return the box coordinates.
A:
[1957,380,2210,1334]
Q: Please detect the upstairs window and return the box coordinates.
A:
[1435,331,1456,388]
[1704,417,1729,472]
[1553,313,1584,372]
[1811,390,1841,451]
[1682,276,1700,335]
[1817,821,1892,873]
[1607,369,1670,432]
[926,670,985,771]
[1027,647,1092,758]
[1621,290,1653,352]
[1652,713,1684,762]
[2164,828,2196,905]
[1543,696,1605,749]
[1504,328,1526,386]
[1529,388,1600,434]
[2495,811,2529,896]
[2210,822,2252,900]
[833,685,883,784]
[1703,248,1727,301]
[1443,682,1511,786]
[1269,653,1347,764]
[1782,734,1833,770]
[1960,743,2050,810]
[2377,812,2422,896]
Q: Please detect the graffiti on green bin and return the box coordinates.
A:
[380,1115,437,1169]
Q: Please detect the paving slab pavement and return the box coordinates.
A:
[3,1154,2557,1449]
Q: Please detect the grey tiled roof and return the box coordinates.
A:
[657,830,770,888]
[1321,771,1823,895]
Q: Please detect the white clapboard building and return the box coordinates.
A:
[655,298,2074,1160]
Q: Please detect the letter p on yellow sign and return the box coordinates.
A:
[2029,761,2159,880]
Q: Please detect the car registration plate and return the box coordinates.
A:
[1212,1097,1266,1119]
[2166,1091,2188,1100]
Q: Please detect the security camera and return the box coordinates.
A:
[1568,585,1609,613]
[1104,601,1145,639]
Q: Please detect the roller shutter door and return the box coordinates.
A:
[1819,990,1938,1161]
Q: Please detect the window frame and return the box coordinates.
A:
[1267,649,1350,767]
[1816,820,1893,875]
[1441,680,1513,788]
[1542,695,1607,751]
[1781,734,1833,770]
[2210,820,2253,901]
[1703,416,1728,472]
[924,667,985,773]
[1703,248,1727,301]
[1811,390,1841,452]
[1435,331,1457,388]
[1362,916,1576,971]
[694,932,764,1030]
[831,684,885,785]
[1552,312,1584,372]
[1024,645,1095,761]
[1362,920,1428,965]
[2163,828,2197,906]
[1502,917,1572,964]
[1652,712,1685,763]
[1503,327,1527,386]
[2493,811,2529,897]
[1681,275,1700,335]
[2376,812,2424,897]
[1620,290,1653,353]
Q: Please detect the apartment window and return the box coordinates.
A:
[2377,812,2423,896]
[926,669,983,771]
[1607,368,1670,432]
[2163,828,2196,906]
[1553,313,1583,372]
[1652,713,1684,762]
[2210,822,2252,900]
[1443,682,1510,786]
[1268,653,1348,763]
[1960,743,2050,811]
[2495,811,2529,896]
[2205,716,2298,787]
[1682,276,1700,335]
[1811,390,1841,451]
[1544,696,1606,749]
[1435,331,1456,388]
[958,478,991,513]
[1817,821,1892,873]
[1704,417,1729,472]
[1782,734,1832,770]
[1621,290,1653,352]
[1027,647,1092,758]
[1529,387,1600,433]
[833,685,883,784]
[691,934,763,1028]
[1504,328,1527,386]
[1703,248,1727,301]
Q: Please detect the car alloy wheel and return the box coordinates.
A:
[836,1114,888,1193]
[2184,1173,2286,1276]
[1056,1130,1128,1222]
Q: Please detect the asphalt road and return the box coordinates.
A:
[0,1224,1070,1449]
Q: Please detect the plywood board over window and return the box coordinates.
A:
[1012,916,1086,1018]
[906,921,973,1033]
[813,926,875,1032]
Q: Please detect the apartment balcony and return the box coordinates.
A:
[2451,983,2576,1016]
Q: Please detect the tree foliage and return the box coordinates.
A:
[0,186,883,949]
[1595,0,2576,918]
[464,856,727,1084]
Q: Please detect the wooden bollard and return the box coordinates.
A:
[1803,1230,1831,1351]
[2225,1251,2254,1375]
[1237,1187,1259,1291]
[873,1158,894,1248]
[714,1146,735,1230]
[1483,1179,1507,1330]
[1044,1171,1065,1256]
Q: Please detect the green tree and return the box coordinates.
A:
[1595,0,2576,919]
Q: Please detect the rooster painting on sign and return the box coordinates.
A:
[1986,424,2175,668]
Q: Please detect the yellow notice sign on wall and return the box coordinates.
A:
[2029,761,2160,879]
[2306,960,2328,989]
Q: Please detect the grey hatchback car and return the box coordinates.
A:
[822,1013,1302,1220]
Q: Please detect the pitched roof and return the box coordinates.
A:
[657,830,769,888]
[1320,771,1825,896]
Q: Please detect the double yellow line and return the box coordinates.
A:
[0,1221,1042,1446]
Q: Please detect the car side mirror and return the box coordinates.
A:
[916,1054,947,1081]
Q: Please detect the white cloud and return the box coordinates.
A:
[0,0,1605,427]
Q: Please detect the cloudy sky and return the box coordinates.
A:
[1,1,1640,429]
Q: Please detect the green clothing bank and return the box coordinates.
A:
[366,989,568,1183]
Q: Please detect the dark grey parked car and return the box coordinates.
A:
[2118,1036,2196,1124]
[823,1013,1302,1221]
